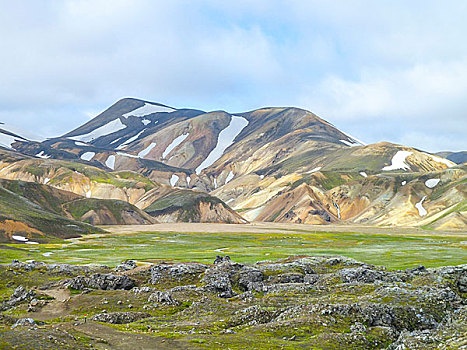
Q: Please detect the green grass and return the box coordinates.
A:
[1,229,465,270]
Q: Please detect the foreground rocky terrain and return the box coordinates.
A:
[0,255,466,349]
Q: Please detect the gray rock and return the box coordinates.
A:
[339,267,388,284]
[11,318,37,328]
[150,263,207,284]
[214,255,231,264]
[1,286,36,311]
[148,291,179,306]
[91,312,151,324]
[237,266,264,291]
[115,260,137,272]
[66,274,135,290]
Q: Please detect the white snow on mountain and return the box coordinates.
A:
[340,139,359,147]
[116,129,146,150]
[423,153,455,168]
[360,171,368,177]
[162,133,189,159]
[382,151,413,171]
[306,167,322,174]
[70,119,127,143]
[35,151,50,159]
[74,141,90,147]
[122,103,174,118]
[0,131,21,149]
[225,171,234,184]
[138,142,157,158]
[105,155,116,170]
[170,174,179,186]
[340,130,366,146]
[80,152,95,161]
[196,116,249,174]
[425,178,440,188]
[141,119,151,125]
[116,151,139,159]
[415,196,427,216]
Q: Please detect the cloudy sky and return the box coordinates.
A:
[0,1,466,151]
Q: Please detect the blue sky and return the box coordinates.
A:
[0,1,466,151]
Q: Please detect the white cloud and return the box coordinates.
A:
[0,1,465,151]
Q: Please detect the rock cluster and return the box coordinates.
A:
[91,312,151,324]
[65,273,135,290]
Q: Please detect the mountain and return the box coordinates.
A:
[2,97,464,230]
[436,151,467,165]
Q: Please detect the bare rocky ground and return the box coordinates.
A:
[0,256,466,349]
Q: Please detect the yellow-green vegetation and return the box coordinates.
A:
[1,228,465,269]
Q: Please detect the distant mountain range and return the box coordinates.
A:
[0,98,465,242]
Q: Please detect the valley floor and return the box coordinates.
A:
[0,223,466,349]
[1,223,465,269]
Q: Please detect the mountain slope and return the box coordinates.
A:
[2,98,462,229]
[0,179,101,243]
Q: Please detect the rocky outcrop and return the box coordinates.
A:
[65,273,135,290]
[91,312,151,324]
[0,286,35,311]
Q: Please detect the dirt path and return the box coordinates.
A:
[70,321,191,350]
[29,288,71,321]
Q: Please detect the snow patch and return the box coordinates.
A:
[141,119,151,125]
[225,171,234,184]
[105,155,116,170]
[401,181,407,186]
[340,131,367,146]
[25,241,39,245]
[213,178,217,189]
[196,116,249,174]
[116,152,138,159]
[0,131,22,149]
[306,167,322,174]
[423,153,455,168]
[122,103,174,118]
[80,152,95,161]
[360,171,368,178]
[333,202,341,219]
[138,142,157,158]
[116,129,145,150]
[162,133,189,158]
[70,119,127,143]
[12,235,28,242]
[170,174,179,186]
[382,151,413,171]
[186,176,191,186]
[425,179,440,188]
[35,151,51,159]
[43,178,51,185]
[74,141,89,147]
[415,196,427,216]
[85,190,92,198]
[340,139,359,147]
[42,252,53,256]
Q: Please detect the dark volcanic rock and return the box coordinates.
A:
[91,312,151,324]
[1,286,36,311]
[115,260,137,272]
[66,273,135,290]
[150,263,207,285]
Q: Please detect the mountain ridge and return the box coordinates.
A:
[0,97,464,231]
